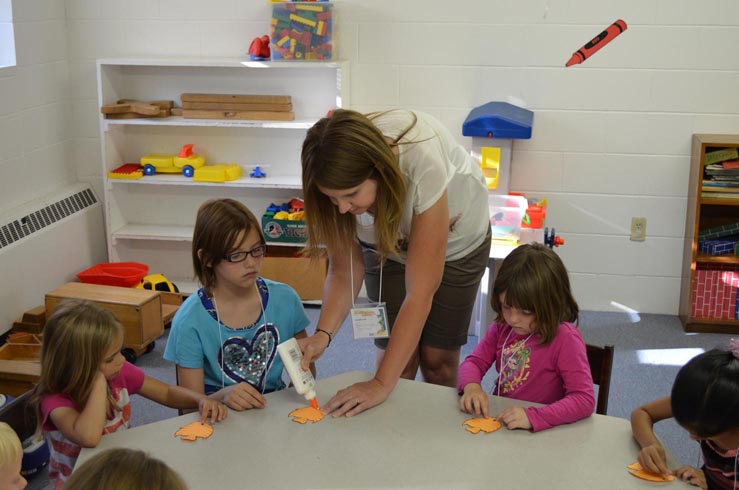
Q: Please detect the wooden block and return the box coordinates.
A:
[11,321,43,334]
[105,109,171,119]
[0,343,41,362]
[117,99,175,110]
[171,107,183,116]
[181,93,291,105]
[45,283,164,351]
[22,305,46,325]
[182,101,293,112]
[6,333,41,345]
[101,102,159,116]
[182,109,295,121]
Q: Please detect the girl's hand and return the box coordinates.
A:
[496,406,532,430]
[638,443,671,477]
[218,382,266,411]
[460,384,489,418]
[198,397,228,424]
[675,465,707,489]
[298,334,329,371]
[323,378,391,417]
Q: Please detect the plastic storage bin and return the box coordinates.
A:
[488,194,527,244]
[270,2,335,61]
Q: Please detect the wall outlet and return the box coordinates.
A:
[630,217,647,241]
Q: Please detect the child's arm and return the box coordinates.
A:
[675,465,707,489]
[47,372,109,447]
[138,375,228,423]
[458,325,500,418]
[177,366,266,411]
[506,329,595,432]
[630,396,672,475]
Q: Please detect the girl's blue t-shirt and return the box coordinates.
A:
[164,278,310,394]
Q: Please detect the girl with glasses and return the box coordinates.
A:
[164,198,312,411]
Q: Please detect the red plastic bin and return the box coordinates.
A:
[77,262,149,288]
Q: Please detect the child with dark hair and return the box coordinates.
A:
[457,243,595,432]
[631,342,739,489]
[164,198,312,411]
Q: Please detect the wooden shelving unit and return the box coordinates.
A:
[679,134,739,333]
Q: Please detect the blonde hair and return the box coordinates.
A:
[0,422,22,468]
[63,448,188,490]
[301,109,416,258]
[31,299,123,427]
[491,243,579,345]
[192,198,265,296]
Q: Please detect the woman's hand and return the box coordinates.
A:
[496,406,532,430]
[298,334,329,371]
[216,382,266,411]
[460,384,489,418]
[323,378,392,417]
[638,443,671,477]
[198,397,228,424]
[675,466,707,489]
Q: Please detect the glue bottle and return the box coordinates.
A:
[277,337,319,409]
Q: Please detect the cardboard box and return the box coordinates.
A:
[261,249,327,301]
[262,216,308,244]
[45,282,164,352]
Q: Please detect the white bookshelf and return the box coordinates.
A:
[97,57,348,294]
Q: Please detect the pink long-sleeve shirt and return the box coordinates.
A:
[458,321,595,432]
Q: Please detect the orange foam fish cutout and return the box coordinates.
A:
[289,406,325,424]
[463,417,502,434]
[627,462,675,482]
[174,421,214,442]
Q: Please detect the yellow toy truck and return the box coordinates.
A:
[141,144,205,177]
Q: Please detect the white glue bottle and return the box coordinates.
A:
[277,337,319,409]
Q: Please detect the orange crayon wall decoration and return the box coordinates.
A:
[565,19,627,67]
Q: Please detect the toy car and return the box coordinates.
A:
[136,273,179,293]
[141,144,205,177]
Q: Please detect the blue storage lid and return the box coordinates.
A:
[462,102,533,139]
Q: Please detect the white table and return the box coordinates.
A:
[78,371,688,489]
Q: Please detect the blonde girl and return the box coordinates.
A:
[31,300,226,489]
[64,448,187,490]
[0,422,27,490]
[458,243,595,432]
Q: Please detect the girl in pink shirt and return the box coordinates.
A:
[30,300,228,489]
[458,243,595,432]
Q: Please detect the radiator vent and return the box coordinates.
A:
[0,188,98,250]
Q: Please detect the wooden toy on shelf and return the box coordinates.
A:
[100,100,175,120]
[10,305,46,335]
[180,93,294,121]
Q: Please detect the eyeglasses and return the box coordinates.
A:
[223,244,267,263]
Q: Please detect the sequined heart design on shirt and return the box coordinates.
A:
[220,325,277,391]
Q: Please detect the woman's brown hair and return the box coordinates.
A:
[301,109,417,258]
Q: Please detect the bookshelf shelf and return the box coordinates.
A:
[679,134,739,334]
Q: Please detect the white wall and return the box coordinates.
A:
[0,0,107,332]
[2,0,737,318]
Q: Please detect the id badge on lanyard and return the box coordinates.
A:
[351,302,389,339]
[349,245,390,339]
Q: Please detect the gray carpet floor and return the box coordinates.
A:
[26,308,736,489]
